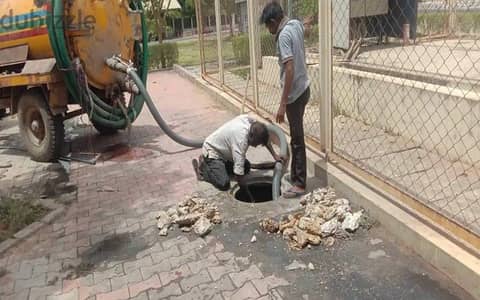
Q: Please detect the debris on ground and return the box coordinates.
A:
[193,216,213,237]
[259,187,367,250]
[250,235,257,243]
[370,238,383,245]
[308,262,315,271]
[285,260,307,271]
[341,211,362,232]
[368,249,387,259]
[324,236,335,247]
[156,194,222,237]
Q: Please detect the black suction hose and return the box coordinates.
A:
[127,69,204,148]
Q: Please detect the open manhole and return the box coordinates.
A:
[234,181,276,203]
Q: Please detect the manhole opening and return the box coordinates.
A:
[234,182,275,203]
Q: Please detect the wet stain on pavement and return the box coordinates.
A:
[80,233,150,267]
[100,143,154,162]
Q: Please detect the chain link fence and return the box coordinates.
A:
[331,0,480,238]
[195,0,480,243]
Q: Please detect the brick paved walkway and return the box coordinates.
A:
[0,71,473,300]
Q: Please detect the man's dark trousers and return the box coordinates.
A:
[199,158,251,191]
[286,86,310,189]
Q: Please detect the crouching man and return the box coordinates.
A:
[192,115,282,191]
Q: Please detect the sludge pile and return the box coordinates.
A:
[156,194,222,237]
[260,187,364,250]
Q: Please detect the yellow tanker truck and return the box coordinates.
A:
[0,0,148,161]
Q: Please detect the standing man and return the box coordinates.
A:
[261,1,311,198]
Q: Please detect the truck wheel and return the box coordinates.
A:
[91,121,118,135]
[18,90,64,162]
[0,109,6,119]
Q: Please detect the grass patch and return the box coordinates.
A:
[417,11,480,35]
[162,36,235,67]
[0,197,49,242]
[231,68,250,80]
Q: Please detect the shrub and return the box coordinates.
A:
[232,34,250,65]
[232,32,277,65]
[149,42,179,69]
[305,24,319,48]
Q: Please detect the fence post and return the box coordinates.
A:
[447,0,457,34]
[247,0,259,109]
[319,0,332,154]
[194,0,206,75]
[215,0,224,84]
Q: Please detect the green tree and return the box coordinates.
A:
[143,0,173,43]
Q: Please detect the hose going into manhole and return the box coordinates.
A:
[106,57,288,200]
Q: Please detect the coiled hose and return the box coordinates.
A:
[46,0,148,129]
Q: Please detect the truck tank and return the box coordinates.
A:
[0,0,142,89]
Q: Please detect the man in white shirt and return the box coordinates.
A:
[192,115,282,191]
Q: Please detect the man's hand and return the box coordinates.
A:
[276,103,287,123]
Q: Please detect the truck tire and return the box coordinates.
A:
[17,90,64,162]
[0,108,6,119]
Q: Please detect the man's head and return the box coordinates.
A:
[248,121,269,147]
[260,1,284,35]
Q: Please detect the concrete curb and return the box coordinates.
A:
[173,64,480,299]
[0,206,66,255]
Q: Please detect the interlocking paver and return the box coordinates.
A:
[169,250,197,269]
[0,276,15,295]
[223,282,260,300]
[216,252,235,262]
[4,288,30,300]
[15,273,47,292]
[140,260,171,280]
[200,275,236,293]
[255,289,284,300]
[159,264,191,286]
[162,236,189,250]
[111,270,143,290]
[93,264,124,284]
[50,249,77,261]
[148,282,182,299]
[128,274,162,298]
[96,287,129,300]
[179,238,207,254]
[208,259,240,282]
[78,279,111,300]
[14,262,33,280]
[187,255,219,274]
[229,265,264,288]
[252,276,289,296]
[130,291,149,300]
[62,275,95,293]
[46,288,78,300]
[124,256,153,274]
[180,269,212,292]
[151,245,180,263]
[211,294,224,300]
[29,285,59,300]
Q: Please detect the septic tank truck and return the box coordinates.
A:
[0,0,148,161]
